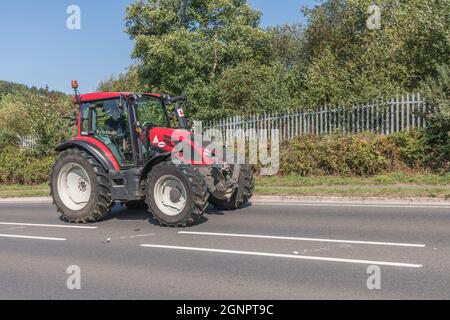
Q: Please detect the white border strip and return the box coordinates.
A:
[0,234,66,241]
[0,222,97,229]
[140,244,422,268]
[178,231,426,248]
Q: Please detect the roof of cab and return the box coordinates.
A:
[73,92,161,103]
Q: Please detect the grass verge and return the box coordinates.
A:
[0,184,49,198]
[256,172,450,199]
[2,172,450,199]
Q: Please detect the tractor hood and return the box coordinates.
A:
[148,127,216,165]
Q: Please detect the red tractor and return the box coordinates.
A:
[50,81,254,227]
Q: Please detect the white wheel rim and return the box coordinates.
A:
[57,163,92,211]
[153,175,187,216]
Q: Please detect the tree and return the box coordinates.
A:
[125,0,271,118]
[106,0,449,118]
[300,0,450,107]
[98,66,143,92]
[267,24,305,70]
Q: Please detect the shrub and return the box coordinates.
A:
[280,131,430,177]
[0,130,19,149]
[382,131,427,170]
[0,146,53,184]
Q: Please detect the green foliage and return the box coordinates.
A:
[196,62,300,119]
[0,88,73,156]
[420,64,450,171]
[126,0,269,89]
[382,131,427,170]
[102,0,449,120]
[280,131,431,177]
[0,82,73,185]
[0,81,29,99]
[122,0,275,119]
[267,23,305,70]
[281,133,386,176]
[0,130,19,149]
[300,0,450,107]
[98,66,144,92]
[0,146,53,184]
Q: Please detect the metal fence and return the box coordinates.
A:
[19,135,38,149]
[203,93,430,141]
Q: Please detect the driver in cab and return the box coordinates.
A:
[98,103,129,155]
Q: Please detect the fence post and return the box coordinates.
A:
[406,93,410,131]
[421,93,427,128]
[401,94,405,131]
[417,93,422,128]
[390,97,394,133]
[412,93,416,129]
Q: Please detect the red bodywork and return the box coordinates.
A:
[69,136,121,171]
[73,92,161,104]
[73,92,215,170]
[148,127,215,166]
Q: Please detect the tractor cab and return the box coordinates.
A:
[75,90,189,169]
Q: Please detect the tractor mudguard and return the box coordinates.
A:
[55,140,118,172]
[140,152,172,181]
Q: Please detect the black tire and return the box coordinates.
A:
[50,148,113,223]
[145,162,209,227]
[209,164,254,210]
[125,200,147,210]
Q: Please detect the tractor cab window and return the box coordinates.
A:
[80,99,133,167]
[135,96,170,159]
[136,96,170,128]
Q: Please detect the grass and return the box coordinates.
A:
[2,172,450,199]
[256,172,450,199]
[0,184,49,198]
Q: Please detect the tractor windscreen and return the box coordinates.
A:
[136,96,171,128]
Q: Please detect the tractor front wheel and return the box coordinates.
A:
[50,148,113,223]
[146,162,209,227]
[209,164,254,210]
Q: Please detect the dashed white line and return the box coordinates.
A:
[0,222,97,229]
[0,234,66,241]
[140,244,422,268]
[178,231,426,248]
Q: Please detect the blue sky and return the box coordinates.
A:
[0,1,317,94]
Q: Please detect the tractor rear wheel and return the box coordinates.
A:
[50,148,113,223]
[146,162,209,227]
[209,164,254,210]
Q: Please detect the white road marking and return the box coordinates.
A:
[0,234,66,241]
[140,244,422,268]
[178,231,426,248]
[252,202,450,209]
[0,222,97,229]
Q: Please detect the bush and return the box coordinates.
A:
[280,131,430,177]
[382,131,427,170]
[0,130,19,149]
[0,146,53,184]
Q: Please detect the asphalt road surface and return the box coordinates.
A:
[0,198,449,300]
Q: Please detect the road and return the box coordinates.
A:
[0,198,449,300]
